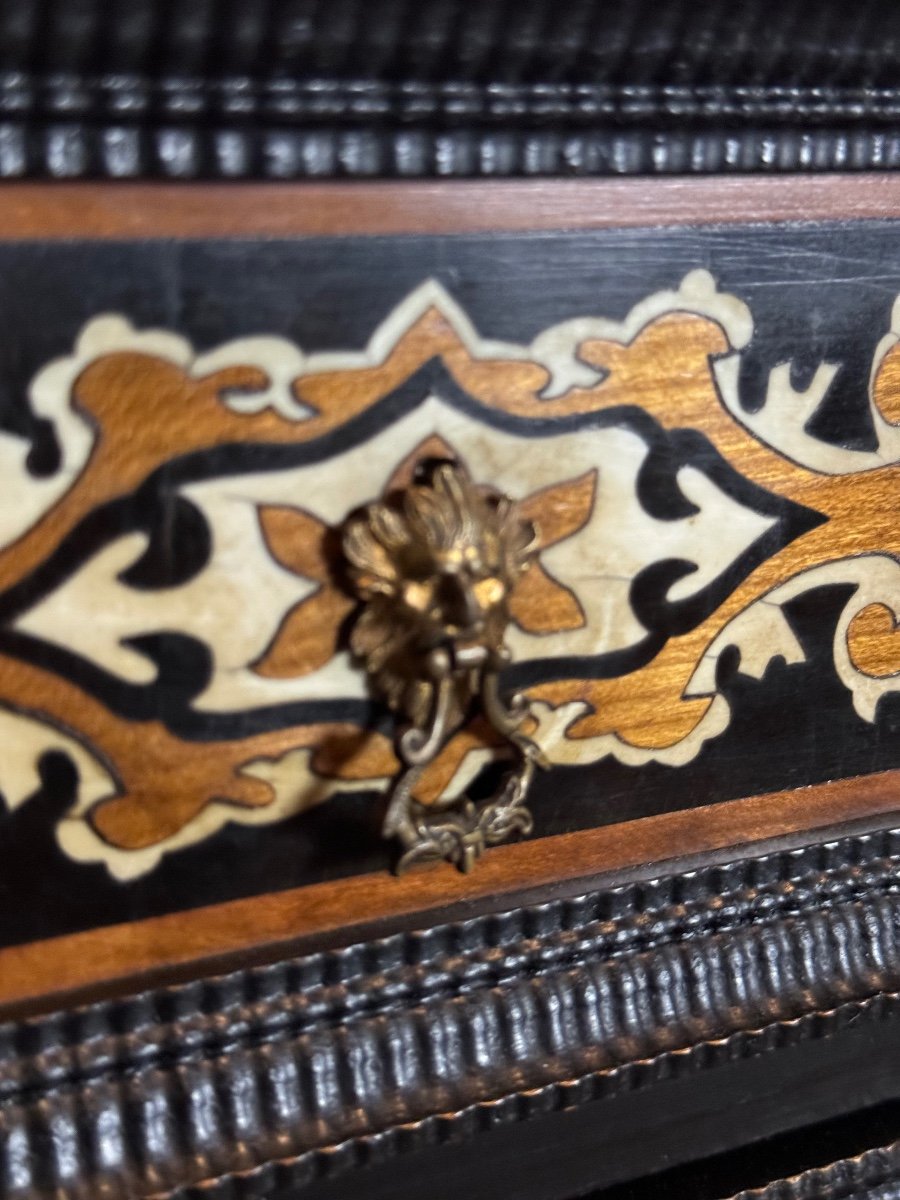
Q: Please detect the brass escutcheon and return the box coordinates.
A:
[342,459,548,872]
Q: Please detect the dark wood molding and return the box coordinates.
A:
[4,818,900,1197]
[1,0,900,179]
[725,1141,900,1200]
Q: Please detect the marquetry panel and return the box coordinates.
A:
[1,182,899,1007]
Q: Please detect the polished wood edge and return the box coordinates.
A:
[721,1138,900,1200]
[1,174,900,239]
[3,769,900,1017]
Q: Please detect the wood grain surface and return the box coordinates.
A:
[2,768,899,1019]
[0,174,898,239]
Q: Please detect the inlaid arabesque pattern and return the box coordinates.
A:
[1,269,899,877]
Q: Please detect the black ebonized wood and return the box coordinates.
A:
[4,818,900,1197]
[3,0,900,178]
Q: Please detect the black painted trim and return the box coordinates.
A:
[4,818,900,1197]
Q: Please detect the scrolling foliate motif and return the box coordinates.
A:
[1,270,899,878]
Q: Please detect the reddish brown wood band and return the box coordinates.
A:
[0,174,899,239]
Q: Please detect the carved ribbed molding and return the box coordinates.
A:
[725,1141,900,1200]
[2,0,900,177]
[3,824,900,1197]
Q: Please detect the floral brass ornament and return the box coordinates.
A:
[342,459,549,871]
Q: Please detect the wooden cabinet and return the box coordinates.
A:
[3,2,900,1196]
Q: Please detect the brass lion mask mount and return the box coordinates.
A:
[342,459,548,872]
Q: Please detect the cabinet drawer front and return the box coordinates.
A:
[1,179,900,1012]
